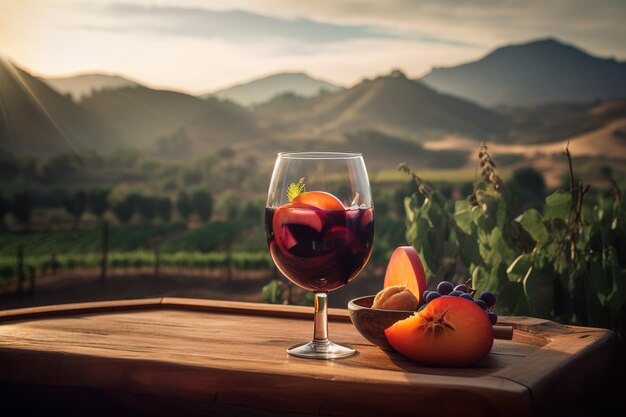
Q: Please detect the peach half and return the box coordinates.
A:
[383,246,428,305]
[292,191,345,210]
[385,296,494,367]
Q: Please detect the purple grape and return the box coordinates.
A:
[418,304,427,312]
[437,281,453,295]
[479,291,497,308]
[425,291,441,303]
[449,290,464,297]
[460,293,474,301]
[474,299,488,310]
[454,284,468,293]
[423,290,431,301]
[487,311,497,325]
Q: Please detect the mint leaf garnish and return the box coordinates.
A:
[287,177,306,202]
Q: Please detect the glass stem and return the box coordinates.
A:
[313,292,329,343]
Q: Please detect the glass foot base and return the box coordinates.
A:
[287,339,355,359]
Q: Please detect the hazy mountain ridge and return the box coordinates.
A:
[500,98,626,144]
[2,37,626,163]
[206,72,343,106]
[0,58,116,155]
[42,74,140,101]
[82,85,261,156]
[421,38,626,107]
[81,86,211,148]
[1,60,261,157]
[256,71,508,140]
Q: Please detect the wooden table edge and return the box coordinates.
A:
[2,297,612,334]
[0,297,353,323]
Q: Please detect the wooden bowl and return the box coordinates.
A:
[347,295,414,351]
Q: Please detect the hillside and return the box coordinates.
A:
[0,58,115,156]
[256,70,508,140]
[421,38,626,107]
[42,74,139,101]
[500,98,626,144]
[0,59,260,157]
[81,86,210,148]
[81,86,258,153]
[207,72,342,106]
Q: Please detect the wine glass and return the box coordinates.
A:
[265,152,374,359]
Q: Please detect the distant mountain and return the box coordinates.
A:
[81,86,210,147]
[0,59,257,157]
[499,98,626,144]
[206,72,342,106]
[256,70,508,139]
[42,74,140,101]
[0,58,115,156]
[421,38,626,107]
[81,85,258,154]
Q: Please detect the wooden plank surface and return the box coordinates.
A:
[0,298,616,417]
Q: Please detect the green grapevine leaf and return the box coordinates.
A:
[601,247,621,296]
[495,193,508,229]
[498,281,529,316]
[472,264,501,293]
[544,191,571,220]
[507,254,532,282]
[432,191,447,207]
[470,205,489,232]
[520,209,549,244]
[405,220,418,248]
[523,266,554,318]
[261,279,283,304]
[300,292,315,306]
[427,198,445,226]
[404,196,416,223]
[456,226,482,266]
[487,226,503,248]
[454,200,473,235]
[471,266,487,291]
[287,177,306,202]
[607,271,626,317]
[428,228,445,264]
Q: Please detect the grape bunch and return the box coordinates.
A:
[420,281,498,325]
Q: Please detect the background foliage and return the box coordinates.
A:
[400,144,626,334]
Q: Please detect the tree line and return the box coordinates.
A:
[0,188,215,227]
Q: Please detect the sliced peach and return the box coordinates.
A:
[272,205,324,253]
[292,191,345,210]
[360,208,374,228]
[323,225,360,254]
[385,296,494,367]
[273,206,324,232]
[383,246,428,304]
[280,224,298,250]
[346,209,361,223]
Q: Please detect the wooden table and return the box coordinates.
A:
[0,298,617,417]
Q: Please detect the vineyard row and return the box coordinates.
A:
[0,251,273,282]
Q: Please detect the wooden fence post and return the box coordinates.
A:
[28,266,35,297]
[100,220,109,283]
[51,253,58,275]
[16,244,24,297]
[226,243,233,283]
[286,282,293,305]
[154,249,160,278]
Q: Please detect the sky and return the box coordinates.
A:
[1,0,625,94]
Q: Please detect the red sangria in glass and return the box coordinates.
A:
[265,152,374,359]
